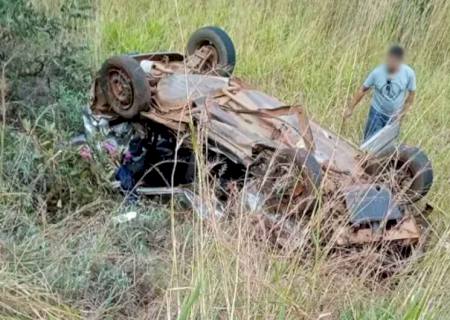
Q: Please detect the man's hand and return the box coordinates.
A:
[344,86,369,121]
[396,111,406,122]
[342,97,355,121]
[343,107,353,120]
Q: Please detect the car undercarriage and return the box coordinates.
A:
[84,26,433,249]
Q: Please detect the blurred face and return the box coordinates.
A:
[386,54,402,72]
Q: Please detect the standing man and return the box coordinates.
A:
[344,45,416,142]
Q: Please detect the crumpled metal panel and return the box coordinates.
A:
[360,121,400,157]
[310,121,361,175]
[157,74,229,107]
[229,89,286,111]
[344,184,403,225]
[199,96,306,164]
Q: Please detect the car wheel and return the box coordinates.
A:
[99,55,151,119]
[390,145,433,202]
[187,26,236,76]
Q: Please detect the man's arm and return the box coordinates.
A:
[344,86,370,119]
[344,69,375,119]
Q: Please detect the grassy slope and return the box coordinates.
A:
[96,0,450,318]
[0,0,449,319]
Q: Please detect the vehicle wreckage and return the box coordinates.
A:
[84,26,433,247]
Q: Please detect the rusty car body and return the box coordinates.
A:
[87,27,433,247]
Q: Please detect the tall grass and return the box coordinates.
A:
[95,0,450,318]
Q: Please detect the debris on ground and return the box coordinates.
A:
[112,211,138,224]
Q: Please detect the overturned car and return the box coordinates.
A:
[86,26,433,247]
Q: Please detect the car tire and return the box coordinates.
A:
[187,26,236,76]
[392,145,433,202]
[99,55,150,119]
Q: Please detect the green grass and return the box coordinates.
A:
[1,0,450,319]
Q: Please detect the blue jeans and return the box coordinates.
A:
[363,106,394,142]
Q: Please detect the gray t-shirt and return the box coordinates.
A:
[363,64,416,115]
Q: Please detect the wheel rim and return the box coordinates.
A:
[195,44,219,73]
[107,68,134,110]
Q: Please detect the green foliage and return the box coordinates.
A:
[178,280,202,320]
[1,0,90,127]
